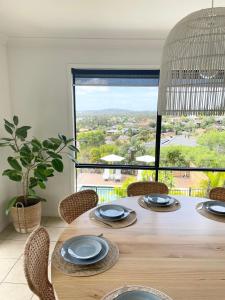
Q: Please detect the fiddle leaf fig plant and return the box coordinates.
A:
[0,116,78,215]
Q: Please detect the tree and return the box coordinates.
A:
[160,146,189,167]
[0,116,77,214]
[77,130,105,148]
[141,170,174,188]
[200,172,225,190]
[198,130,225,152]
[114,177,136,197]
[89,144,119,163]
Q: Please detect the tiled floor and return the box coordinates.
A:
[0,217,66,300]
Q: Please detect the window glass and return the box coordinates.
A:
[77,168,156,203]
[160,115,225,168]
[74,70,158,166]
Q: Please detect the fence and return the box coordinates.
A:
[80,185,209,203]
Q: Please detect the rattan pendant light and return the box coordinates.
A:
[158,1,225,116]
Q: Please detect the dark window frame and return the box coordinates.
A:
[72,68,225,184]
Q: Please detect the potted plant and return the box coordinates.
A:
[0,116,77,233]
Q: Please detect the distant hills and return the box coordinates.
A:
[77,109,156,115]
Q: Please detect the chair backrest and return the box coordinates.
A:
[209,187,225,202]
[127,181,169,197]
[24,227,56,300]
[58,189,99,224]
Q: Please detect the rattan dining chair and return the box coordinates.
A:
[209,187,225,202]
[127,181,169,197]
[58,189,99,224]
[24,226,56,300]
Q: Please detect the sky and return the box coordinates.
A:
[75,86,158,112]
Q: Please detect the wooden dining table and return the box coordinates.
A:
[51,195,225,300]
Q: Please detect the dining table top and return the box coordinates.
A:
[51,195,225,300]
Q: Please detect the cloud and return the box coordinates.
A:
[76,85,109,96]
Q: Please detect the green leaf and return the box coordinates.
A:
[9,173,22,181]
[66,138,75,143]
[20,145,32,159]
[4,125,13,135]
[13,116,19,126]
[34,168,47,181]
[38,181,46,189]
[47,138,61,150]
[42,140,55,149]
[3,169,22,182]
[4,119,15,128]
[52,158,64,172]
[15,126,31,139]
[5,196,18,215]
[45,168,54,177]
[2,169,14,176]
[58,134,67,144]
[49,137,61,144]
[7,157,22,171]
[20,144,31,154]
[20,157,30,167]
[31,138,42,149]
[29,177,38,189]
[46,150,62,159]
[68,144,79,152]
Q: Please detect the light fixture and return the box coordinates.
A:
[158,1,225,116]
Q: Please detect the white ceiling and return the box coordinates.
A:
[0,0,225,39]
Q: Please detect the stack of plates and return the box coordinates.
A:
[144,194,176,207]
[95,204,130,222]
[61,235,109,265]
[203,200,225,216]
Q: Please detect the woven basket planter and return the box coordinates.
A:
[10,197,42,233]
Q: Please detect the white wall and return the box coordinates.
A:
[7,37,164,216]
[0,37,17,230]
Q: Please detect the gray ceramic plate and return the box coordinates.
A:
[95,206,130,221]
[61,235,109,265]
[144,194,175,207]
[115,291,162,300]
[204,200,225,215]
[67,236,102,259]
[99,204,125,219]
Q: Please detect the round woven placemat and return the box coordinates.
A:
[138,197,180,212]
[101,285,173,300]
[196,202,225,223]
[52,237,119,277]
[89,209,137,229]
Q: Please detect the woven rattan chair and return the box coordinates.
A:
[127,181,169,197]
[209,187,225,202]
[58,189,99,224]
[24,226,56,300]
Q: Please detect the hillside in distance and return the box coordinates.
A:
[77,108,156,116]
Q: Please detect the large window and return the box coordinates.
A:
[73,69,159,167]
[160,115,225,169]
[72,69,225,200]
